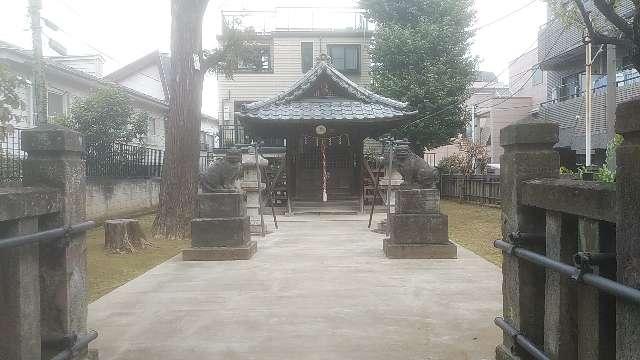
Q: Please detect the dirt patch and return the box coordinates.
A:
[87,213,186,302]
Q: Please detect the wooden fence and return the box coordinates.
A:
[439,174,500,205]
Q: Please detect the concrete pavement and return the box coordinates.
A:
[89,215,502,360]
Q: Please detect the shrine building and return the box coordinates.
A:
[238,55,416,211]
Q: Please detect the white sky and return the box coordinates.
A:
[0,0,547,115]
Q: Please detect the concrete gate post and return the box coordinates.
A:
[614,100,640,359]
[21,124,89,358]
[496,119,559,360]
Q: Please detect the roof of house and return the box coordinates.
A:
[0,40,169,109]
[0,41,216,121]
[104,50,172,102]
[239,56,416,124]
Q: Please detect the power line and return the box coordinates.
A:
[50,0,164,83]
[472,0,538,32]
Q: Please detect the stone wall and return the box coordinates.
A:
[495,101,640,360]
[0,124,94,360]
[86,178,160,220]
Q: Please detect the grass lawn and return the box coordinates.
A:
[87,213,187,302]
[441,200,502,266]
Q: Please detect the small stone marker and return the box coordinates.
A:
[104,219,150,253]
[384,189,457,259]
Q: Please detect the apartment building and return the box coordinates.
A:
[216,7,373,147]
[538,0,639,166]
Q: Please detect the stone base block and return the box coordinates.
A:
[198,192,246,218]
[182,240,257,261]
[383,239,457,259]
[390,213,449,244]
[191,217,250,247]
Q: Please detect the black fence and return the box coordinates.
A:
[439,174,501,205]
[84,143,164,178]
[0,129,25,185]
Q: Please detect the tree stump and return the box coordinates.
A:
[104,219,151,253]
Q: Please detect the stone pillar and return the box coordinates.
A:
[544,212,578,360]
[0,216,40,360]
[496,119,559,360]
[614,100,640,360]
[383,188,456,259]
[21,124,89,358]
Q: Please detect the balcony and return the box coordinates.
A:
[539,70,640,135]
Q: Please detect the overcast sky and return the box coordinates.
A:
[0,0,547,115]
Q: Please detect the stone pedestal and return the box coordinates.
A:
[384,189,457,259]
[183,191,257,261]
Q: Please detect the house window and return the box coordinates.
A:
[328,44,360,74]
[532,66,543,86]
[301,42,314,73]
[47,91,65,120]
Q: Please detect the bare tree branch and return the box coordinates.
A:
[593,0,634,37]
[572,0,635,47]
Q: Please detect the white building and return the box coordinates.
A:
[0,42,217,151]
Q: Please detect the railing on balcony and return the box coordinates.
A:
[543,71,640,106]
[221,7,374,34]
[218,124,286,149]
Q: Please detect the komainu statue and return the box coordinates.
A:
[200,149,243,192]
[393,144,438,189]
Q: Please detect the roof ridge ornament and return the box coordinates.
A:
[316,53,331,65]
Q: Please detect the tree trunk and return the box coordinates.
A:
[153,0,210,240]
[105,219,150,253]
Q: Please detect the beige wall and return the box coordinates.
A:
[217,33,372,124]
[483,97,533,163]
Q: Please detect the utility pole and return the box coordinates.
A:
[470,104,476,143]
[584,34,593,167]
[29,0,48,125]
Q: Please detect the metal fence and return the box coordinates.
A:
[0,129,26,185]
[84,143,164,178]
[439,174,500,205]
[219,124,285,148]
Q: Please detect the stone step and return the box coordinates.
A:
[292,199,360,215]
[293,208,359,215]
[293,200,359,208]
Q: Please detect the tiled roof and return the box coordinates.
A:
[239,56,416,123]
[242,99,409,122]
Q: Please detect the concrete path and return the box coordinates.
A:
[89,215,502,360]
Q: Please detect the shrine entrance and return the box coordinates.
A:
[295,133,355,201]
